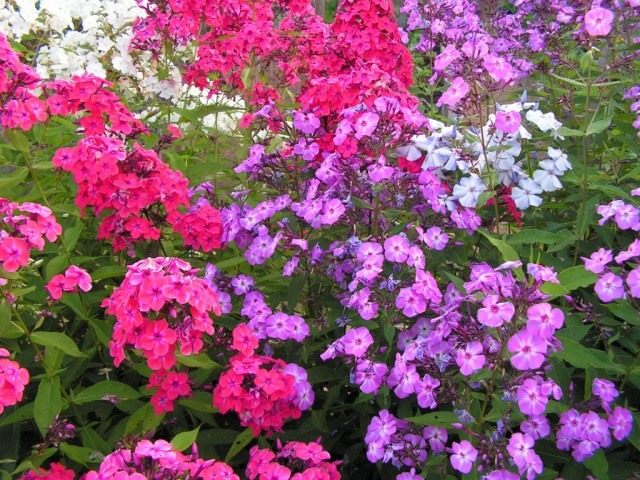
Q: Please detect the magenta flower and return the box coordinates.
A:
[614,203,640,230]
[320,198,345,226]
[436,77,470,107]
[395,287,426,317]
[422,226,449,251]
[340,327,374,358]
[608,406,633,441]
[507,329,547,370]
[584,7,614,36]
[627,267,640,298]
[456,341,486,376]
[517,378,548,416]
[354,112,380,139]
[521,415,551,440]
[582,248,613,274]
[495,110,521,134]
[449,440,478,474]
[594,272,625,303]
[526,303,564,338]
[592,378,619,405]
[0,237,29,272]
[483,55,514,83]
[477,295,515,327]
[384,235,411,263]
[292,111,320,134]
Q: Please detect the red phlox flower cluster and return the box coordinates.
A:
[82,439,238,480]
[44,75,146,136]
[0,34,47,131]
[246,440,341,480]
[133,0,327,97]
[52,137,191,252]
[103,257,221,370]
[0,198,62,273]
[300,0,417,117]
[46,265,93,300]
[103,257,222,413]
[213,324,313,435]
[0,348,29,414]
[19,463,75,480]
[168,195,224,253]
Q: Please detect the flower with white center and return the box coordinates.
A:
[512,178,543,209]
[452,175,487,208]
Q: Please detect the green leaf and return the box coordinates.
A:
[225,428,254,462]
[604,302,640,326]
[59,443,94,467]
[554,334,625,373]
[45,255,70,281]
[4,130,30,153]
[549,73,586,88]
[176,353,221,369]
[74,381,141,404]
[556,127,585,137]
[0,167,28,193]
[584,449,609,480]
[287,275,305,314]
[171,426,200,451]
[0,302,11,337]
[479,230,524,280]
[557,265,597,291]
[125,403,165,434]
[405,411,460,427]
[507,229,559,245]
[62,222,84,252]
[34,378,63,435]
[91,265,126,282]
[31,331,86,358]
[214,256,247,270]
[586,117,612,136]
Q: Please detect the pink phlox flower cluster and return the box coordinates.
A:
[213,324,313,435]
[82,439,238,480]
[0,348,29,414]
[246,440,340,480]
[0,198,62,273]
[46,266,92,300]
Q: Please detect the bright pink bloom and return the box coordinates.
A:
[495,110,521,134]
[0,237,29,272]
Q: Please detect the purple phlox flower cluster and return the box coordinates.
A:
[203,268,310,344]
[365,409,447,470]
[556,378,633,462]
[624,85,640,132]
[585,194,640,302]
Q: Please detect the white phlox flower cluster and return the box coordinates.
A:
[0,0,245,132]
[401,100,571,211]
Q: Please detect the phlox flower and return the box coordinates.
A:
[449,440,477,474]
[507,329,547,370]
[437,77,470,108]
[594,272,625,303]
[495,110,521,134]
[455,341,486,376]
[477,295,515,327]
[584,7,614,36]
[526,303,564,338]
